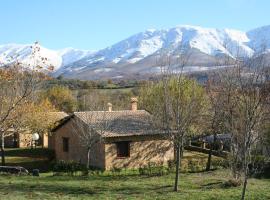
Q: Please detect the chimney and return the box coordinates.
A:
[107,103,112,112]
[130,97,138,111]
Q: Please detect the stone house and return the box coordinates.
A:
[51,98,174,170]
[4,129,33,148]
[5,112,68,148]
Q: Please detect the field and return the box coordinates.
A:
[1,148,269,200]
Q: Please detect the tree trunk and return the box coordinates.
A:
[241,144,249,200]
[206,134,216,171]
[241,165,249,200]
[206,147,213,171]
[174,144,181,192]
[1,133,5,166]
[87,148,91,169]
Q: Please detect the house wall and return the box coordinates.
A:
[42,133,49,148]
[5,131,50,148]
[48,133,55,150]
[53,119,174,170]
[18,133,32,148]
[104,136,174,170]
[4,134,16,148]
[53,120,105,169]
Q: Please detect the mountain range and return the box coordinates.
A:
[1,25,270,80]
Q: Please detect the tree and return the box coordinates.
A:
[219,55,269,200]
[205,76,227,171]
[41,86,77,113]
[140,76,208,191]
[70,101,110,169]
[19,99,58,137]
[0,42,53,165]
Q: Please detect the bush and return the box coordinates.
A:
[53,160,85,176]
[111,167,121,175]
[223,179,241,187]
[139,162,168,176]
[251,156,270,178]
[188,159,203,172]
[211,158,230,170]
[167,160,176,173]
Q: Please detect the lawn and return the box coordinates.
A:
[5,148,54,172]
[1,148,269,200]
[0,170,269,200]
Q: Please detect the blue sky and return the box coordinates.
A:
[0,0,269,50]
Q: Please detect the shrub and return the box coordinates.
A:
[111,167,121,175]
[251,156,270,178]
[211,158,230,170]
[139,162,168,176]
[187,159,207,172]
[53,160,85,176]
[223,179,241,187]
[167,160,176,173]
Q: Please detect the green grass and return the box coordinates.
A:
[1,148,269,199]
[0,170,269,200]
[5,148,54,172]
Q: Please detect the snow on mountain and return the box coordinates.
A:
[57,48,94,67]
[0,44,94,71]
[74,25,256,69]
[0,43,62,70]
[247,25,270,52]
[1,24,270,79]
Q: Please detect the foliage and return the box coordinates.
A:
[139,162,169,176]
[166,157,229,173]
[223,179,242,188]
[140,77,208,137]
[18,99,58,135]
[140,76,208,191]
[42,77,141,90]
[40,86,77,112]
[52,160,87,176]
[77,88,136,111]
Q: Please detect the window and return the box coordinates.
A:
[62,137,69,152]
[116,141,130,158]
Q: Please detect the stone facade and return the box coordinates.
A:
[53,120,105,169]
[51,104,175,170]
[4,132,32,148]
[4,130,50,148]
[104,137,174,170]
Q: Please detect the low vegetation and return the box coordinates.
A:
[2,148,269,199]
[0,169,269,200]
[5,148,54,172]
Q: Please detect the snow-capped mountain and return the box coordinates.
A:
[57,48,94,67]
[0,43,63,70]
[84,25,254,64]
[0,43,94,71]
[1,25,270,79]
[247,25,270,52]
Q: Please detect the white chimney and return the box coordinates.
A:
[107,103,112,112]
[130,97,138,111]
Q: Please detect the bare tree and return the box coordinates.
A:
[205,76,227,171]
[219,53,269,199]
[70,102,111,169]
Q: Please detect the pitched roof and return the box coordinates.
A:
[45,112,69,131]
[48,112,69,119]
[73,110,160,138]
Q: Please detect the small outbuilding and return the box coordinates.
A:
[5,112,68,148]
